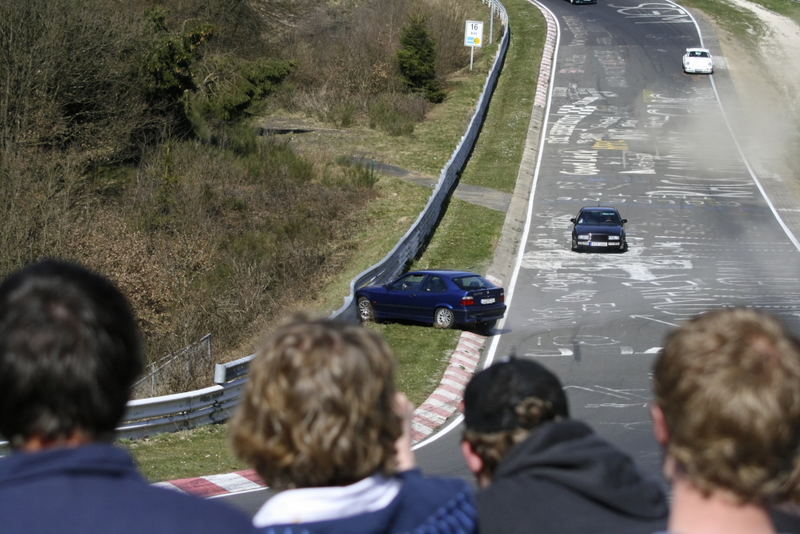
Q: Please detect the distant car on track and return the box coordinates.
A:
[682,47,713,74]
[570,206,628,252]
[356,270,506,331]
[567,0,596,4]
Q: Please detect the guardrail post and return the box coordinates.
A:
[213,363,227,385]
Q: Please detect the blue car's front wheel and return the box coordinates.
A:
[357,297,375,322]
[434,307,455,329]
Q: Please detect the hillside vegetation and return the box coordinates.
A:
[0,0,481,393]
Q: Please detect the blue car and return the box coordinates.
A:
[356,270,506,331]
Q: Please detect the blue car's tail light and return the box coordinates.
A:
[461,295,475,306]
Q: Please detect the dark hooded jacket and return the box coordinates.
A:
[477,420,668,534]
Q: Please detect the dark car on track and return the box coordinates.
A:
[570,206,628,252]
[356,270,506,331]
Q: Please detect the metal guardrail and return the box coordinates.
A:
[119,379,246,439]
[332,0,510,323]
[124,0,509,439]
[0,1,510,449]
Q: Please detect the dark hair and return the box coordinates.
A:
[0,259,142,447]
[463,357,568,433]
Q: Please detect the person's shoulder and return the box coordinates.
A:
[129,484,257,532]
[398,468,472,496]
[393,469,477,533]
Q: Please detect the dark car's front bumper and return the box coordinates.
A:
[574,233,625,251]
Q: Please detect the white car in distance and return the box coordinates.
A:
[682,47,713,74]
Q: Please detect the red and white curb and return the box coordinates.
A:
[155,330,489,498]
[410,331,485,442]
[155,469,265,498]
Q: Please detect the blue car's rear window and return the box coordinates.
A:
[453,276,491,290]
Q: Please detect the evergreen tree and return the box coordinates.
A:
[397,14,445,103]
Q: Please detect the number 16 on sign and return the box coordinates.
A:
[464,20,483,71]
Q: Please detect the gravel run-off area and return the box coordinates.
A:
[711,0,800,222]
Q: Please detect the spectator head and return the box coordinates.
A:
[652,308,800,504]
[0,259,142,449]
[461,357,568,487]
[230,316,402,490]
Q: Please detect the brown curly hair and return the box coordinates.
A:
[654,308,800,503]
[230,316,402,489]
[463,396,560,479]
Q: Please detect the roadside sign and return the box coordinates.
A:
[465,20,483,48]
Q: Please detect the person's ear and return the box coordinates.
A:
[650,403,669,446]
[461,440,483,476]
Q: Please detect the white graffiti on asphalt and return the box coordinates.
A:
[560,149,600,175]
[547,96,600,144]
[609,2,692,24]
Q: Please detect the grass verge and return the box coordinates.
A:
[125,0,547,482]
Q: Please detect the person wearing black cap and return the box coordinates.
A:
[461,357,668,534]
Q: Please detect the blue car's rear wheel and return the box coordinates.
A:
[357,297,375,322]
[434,307,455,329]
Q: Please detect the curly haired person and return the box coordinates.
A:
[231,316,477,534]
[651,308,800,534]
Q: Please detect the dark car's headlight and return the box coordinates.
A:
[608,235,620,241]
[577,234,589,241]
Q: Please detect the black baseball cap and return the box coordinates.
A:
[463,357,569,433]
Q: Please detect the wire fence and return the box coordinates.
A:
[131,334,213,399]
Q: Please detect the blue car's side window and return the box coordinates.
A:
[393,274,426,292]
[424,276,447,293]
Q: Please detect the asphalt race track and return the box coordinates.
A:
[219,0,800,513]
[417,0,800,490]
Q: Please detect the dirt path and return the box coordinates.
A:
[697,1,800,238]
[726,0,800,110]
[718,0,800,153]
[259,123,514,213]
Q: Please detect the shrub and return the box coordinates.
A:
[332,157,379,189]
[0,0,157,164]
[141,9,214,132]
[397,14,446,103]
[187,56,293,142]
[326,101,358,127]
[368,92,428,136]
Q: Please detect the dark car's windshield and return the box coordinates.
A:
[453,276,491,291]
[577,210,621,225]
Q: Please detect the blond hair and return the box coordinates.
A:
[230,316,401,489]
[654,308,800,503]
